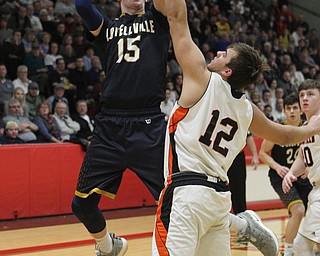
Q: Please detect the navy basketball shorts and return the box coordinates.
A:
[270,174,312,213]
[75,107,166,201]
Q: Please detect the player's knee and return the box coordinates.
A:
[71,196,83,216]
[71,194,100,216]
[293,233,314,255]
[290,203,305,221]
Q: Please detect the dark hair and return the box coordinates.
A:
[298,79,320,93]
[226,43,270,90]
[283,93,299,108]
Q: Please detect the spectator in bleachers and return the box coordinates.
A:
[68,57,91,102]
[263,104,274,121]
[44,41,63,71]
[22,28,38,54]
[63,13,77,35]
[51,22,66,46]
[0,120,25,145]
[54,0,77,19]
[0,63,14,118]
[71,99,94,141]
[53,101,80,141]
[272,97,286,123]
[61,33,73,49]
[24,43,48,95]
[0,17,13,47]
[307,28,319,51]
[82,44,95,71]
[3,98,38,143]
[12,87,29,117]
[39,31,51,57]
[47,82,69,113]
[39,8,56,33]
[261,89,273,107]
[293,13,309,36]
[7,5,31,32]
[25,81,44,121]
[250,90,261,105]
[254,73,269,97]
[291,26,305,47]
[71,29,86,57]
[33,100,63,143]
[13,65,31,94]
[2,29,25,80]
[87,55,102,86]
[277,70,296,96]
[26,4,43,34]
[289,63,305,90]
[61,43,76,69]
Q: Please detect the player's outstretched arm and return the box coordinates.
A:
[250,104,320,146]
[158,0,210,107]
[75,0,103,36]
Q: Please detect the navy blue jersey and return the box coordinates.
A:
[92,5,170,109]
[269,122,300,179]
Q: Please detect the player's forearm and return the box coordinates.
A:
[75,0,103,30]
[259,151,278,170]
[289,152,306,177]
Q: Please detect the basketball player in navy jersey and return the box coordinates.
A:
[152,0,320,255]
[71,0,170,255]
[260,93,312,256]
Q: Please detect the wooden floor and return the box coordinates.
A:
[0,208,288,256]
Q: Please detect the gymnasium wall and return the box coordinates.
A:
[0,139,283,220]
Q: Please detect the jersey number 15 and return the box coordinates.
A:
[116,36,141,63]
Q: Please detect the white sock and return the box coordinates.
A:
[96,232,113,254]
[229,213,247,235]
[284,243,294,255]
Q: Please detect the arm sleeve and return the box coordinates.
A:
[75,0,103,31]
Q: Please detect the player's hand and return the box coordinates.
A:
[282,172,297,193]
[251,155,259,170]
[275,165,290,178]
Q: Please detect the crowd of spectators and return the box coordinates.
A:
[0,0,319,145]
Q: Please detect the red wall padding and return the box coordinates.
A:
[0,143,156,220]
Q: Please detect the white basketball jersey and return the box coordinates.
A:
[164,73,253,184]
[300,134,320,185]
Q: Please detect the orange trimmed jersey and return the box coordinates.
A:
[164,73,253,184]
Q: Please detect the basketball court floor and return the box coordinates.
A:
[1,208,288,255]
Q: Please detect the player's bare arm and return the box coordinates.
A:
[161,0,210,108]
[250,104,320,145]
[259,139,290,178]
[282,151,306,193]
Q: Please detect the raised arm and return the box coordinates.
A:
[75,0,103,36]
[250,104,320,145]
[156,0,210,107]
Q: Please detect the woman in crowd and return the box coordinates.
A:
[33,101,62,143]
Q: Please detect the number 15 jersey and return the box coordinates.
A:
[91,5,170,109]
[164,73,253,184]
